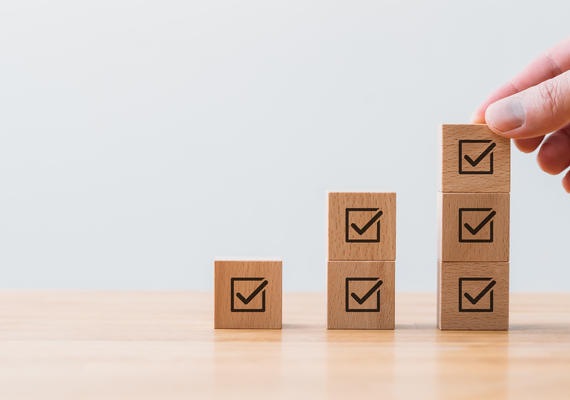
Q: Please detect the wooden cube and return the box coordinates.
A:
[214,260,282,329]
[327,261,395,329]
[439,192,509,262]
[328,192,396,261]
[438,261,509,330]
[441,124,510,193]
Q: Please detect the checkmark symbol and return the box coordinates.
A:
[464,142,496,167]
[235,280,268,304]
[464,280,496,304]
[350,280,383,304]
[464,211,496,235]
[350,210,383,235]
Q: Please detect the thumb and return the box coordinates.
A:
[485,70,570,138]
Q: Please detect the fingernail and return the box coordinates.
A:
[485,98,526,135]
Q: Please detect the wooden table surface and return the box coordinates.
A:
[1,292,569,399]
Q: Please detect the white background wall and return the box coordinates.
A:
[1,1,568,291]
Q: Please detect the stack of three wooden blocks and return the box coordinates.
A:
[438,125,510,330]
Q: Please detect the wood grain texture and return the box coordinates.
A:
[438,261,509,330]
[327,261,395,329]
[328,192,396,261]
[214,260,282,329]
[439,192,509,262]
[441,124,510,193]
[0,291,569,400]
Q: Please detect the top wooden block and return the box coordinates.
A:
[328,192,396,261]
[441,124,510,193]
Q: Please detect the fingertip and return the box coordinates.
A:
[536,131,570,175]
[537,143,558,175]
[485,98,527,137]
[563,170,570,193]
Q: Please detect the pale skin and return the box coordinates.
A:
[472,36,570,193]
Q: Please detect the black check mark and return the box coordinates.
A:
[350,211,383,235]
[235,280,268,304]
[464,142,496,166]
[464,280,496,304]
[350,280,383,304]
[464,211,496,235]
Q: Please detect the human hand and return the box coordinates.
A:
[472,37,570,193]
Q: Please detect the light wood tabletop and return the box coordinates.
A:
[1,291,569,399]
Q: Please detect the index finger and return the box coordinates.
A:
[472,36,570,123]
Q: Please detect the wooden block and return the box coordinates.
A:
[327,261,395,329]
[328,192,396,261]
[439,192,509,262]
[214,260,282,329]
[438,261,509,330]
[441,124,510,193]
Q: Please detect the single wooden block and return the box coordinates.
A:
[439,192,509,262]
[214,260,282,329]
[438,261,509,330]
[328,192,396,261]
[327,261,395,329]
[441,124,510,193]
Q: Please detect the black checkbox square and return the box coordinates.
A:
[345,277,382,312]
[458,208,495,243]
[345,208,382,243]
[230,277,267,312]
[459,139,496,175]
[459,277,496,312]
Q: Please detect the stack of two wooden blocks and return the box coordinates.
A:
[438,125,511,330]
[327,192,396,329]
